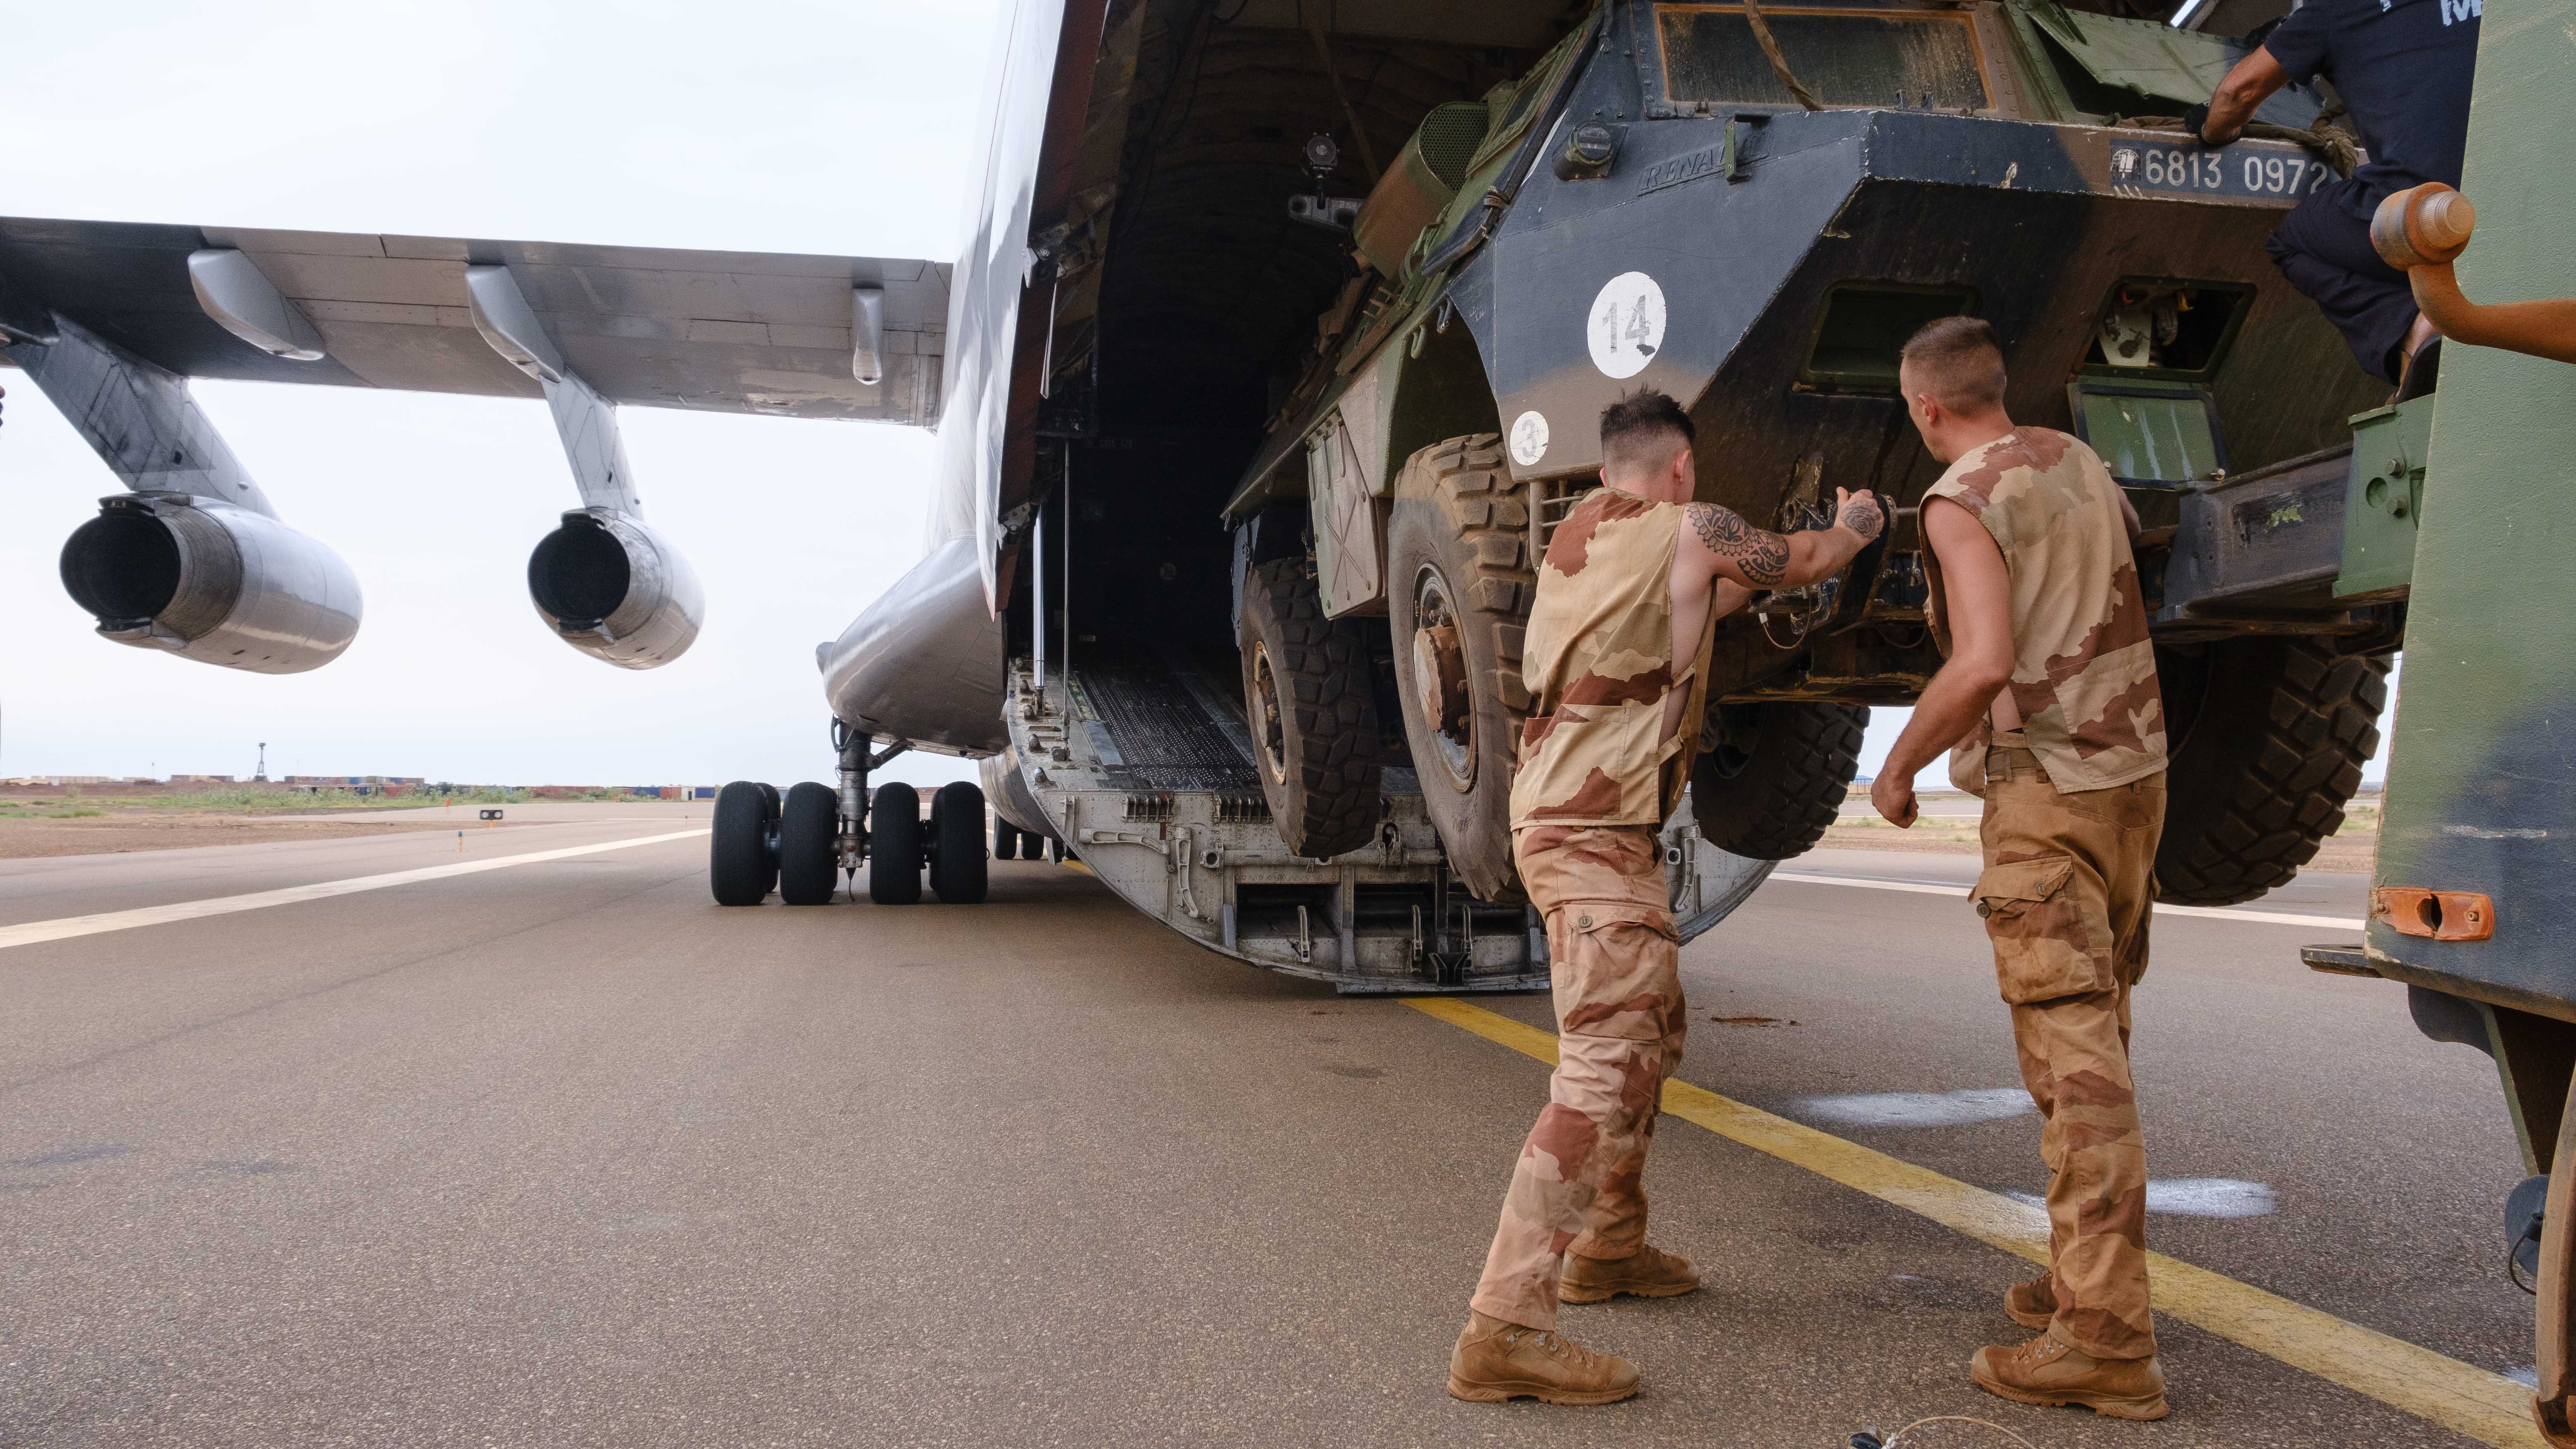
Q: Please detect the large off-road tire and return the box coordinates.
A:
[709,779,777,906]
[1387,433,1536,902]
[1239,558,1383,858]
[776,781,841,905]
[928,781,990,904]
[869,781,923,905]
[1690,703,1869,860]
[2154,637,2390,905]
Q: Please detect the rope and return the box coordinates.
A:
[1879,1414,2048,1448]
[2121,110,2363,179]
[1741,0,1824,111]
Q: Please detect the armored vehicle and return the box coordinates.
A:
[1208,0,2394,914]
[740,0,2402,994]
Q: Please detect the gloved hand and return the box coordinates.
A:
[2182,102,2214,145]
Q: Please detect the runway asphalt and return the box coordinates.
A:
[0,805,2534,1447]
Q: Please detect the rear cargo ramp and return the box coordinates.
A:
[1006,652,1771,992]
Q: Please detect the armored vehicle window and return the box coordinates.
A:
[1656,6,1988,110]
[2071,380,2226,488]
[1801,282,1976,392]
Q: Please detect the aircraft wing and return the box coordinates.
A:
[0,215,947,424]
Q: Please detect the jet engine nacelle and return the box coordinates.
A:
[526,509,702,669]
[59,491,362,675]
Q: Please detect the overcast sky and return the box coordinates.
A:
[0,0,2381,792]
[0,0,1000,790]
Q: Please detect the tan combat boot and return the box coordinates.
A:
[2003,1272,2056,1331]
[1447,1311,1641,1405]
[1970,1334,2170,1421]
[1559,1244,1702,1303]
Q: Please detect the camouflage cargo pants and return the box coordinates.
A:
[1974,732,2166,1361]
[1470,824,1685,1331]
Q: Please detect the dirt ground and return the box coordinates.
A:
[0,812,483,860]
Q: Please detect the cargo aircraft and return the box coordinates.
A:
[3,0,2393,994]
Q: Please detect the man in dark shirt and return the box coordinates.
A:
[2187,0,2482,390]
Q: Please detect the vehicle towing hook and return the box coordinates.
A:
[2372,185,2576,367]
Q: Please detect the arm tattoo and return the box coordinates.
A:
[1837,494,1884,542]
[1686,502,1790,586]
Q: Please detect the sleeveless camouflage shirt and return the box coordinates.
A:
[1924,429,2167,795]
[1508,488,1715,830]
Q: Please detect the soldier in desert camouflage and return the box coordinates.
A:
[1449,391,1880,1406]
[1871,316,2172,1421]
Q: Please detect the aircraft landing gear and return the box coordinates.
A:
[869,781,922,905]
[927,781,988,904]
[704,722,995,908]
[708,779,779,906]
[776,782,839,905]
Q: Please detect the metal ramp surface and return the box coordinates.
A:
[1009,656,1771,991]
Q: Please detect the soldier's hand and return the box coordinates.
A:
[1871,769,1917,829]
[1834,487,1884,543]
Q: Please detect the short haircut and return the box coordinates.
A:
[1598,388,1695,478]
[1898,315,2008,413]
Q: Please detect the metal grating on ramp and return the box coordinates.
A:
[1073,659,1260,791]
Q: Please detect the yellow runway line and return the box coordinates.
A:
[1403,995,2543,1449]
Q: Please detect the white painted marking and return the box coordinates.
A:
[1586,271,1664,379]
[1508,410,1549,466]
[1792,1087,2035,1128]
[2006,1178,2278,1218]
[2147,1178,2278,1218]
[2507,1365,2539,1389]
[0,829,710,952]
[1770,871,2365,930]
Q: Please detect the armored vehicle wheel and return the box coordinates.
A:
[708,779,777,906]
[1387,433,1534,901]
[869,781,923,905]
[2154,637,2390,905]
[1239,557,1383,858]
[1690,703,1869,860]
[929,781,990,904]
[776,781,841,905]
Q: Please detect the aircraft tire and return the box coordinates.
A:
[2153,637,2389,905]
[776,781,841,905]
[1690,703,1868,860]
[1387,432,1532,902]
[869,782,923,905]
[709,780,776,906]
[992,822,1019,861]
[929,781,990,904]
[1239,558,1383,859]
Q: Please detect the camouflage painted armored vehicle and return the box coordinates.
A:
[1205,0,2399,904]
[991,0,2401,985]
